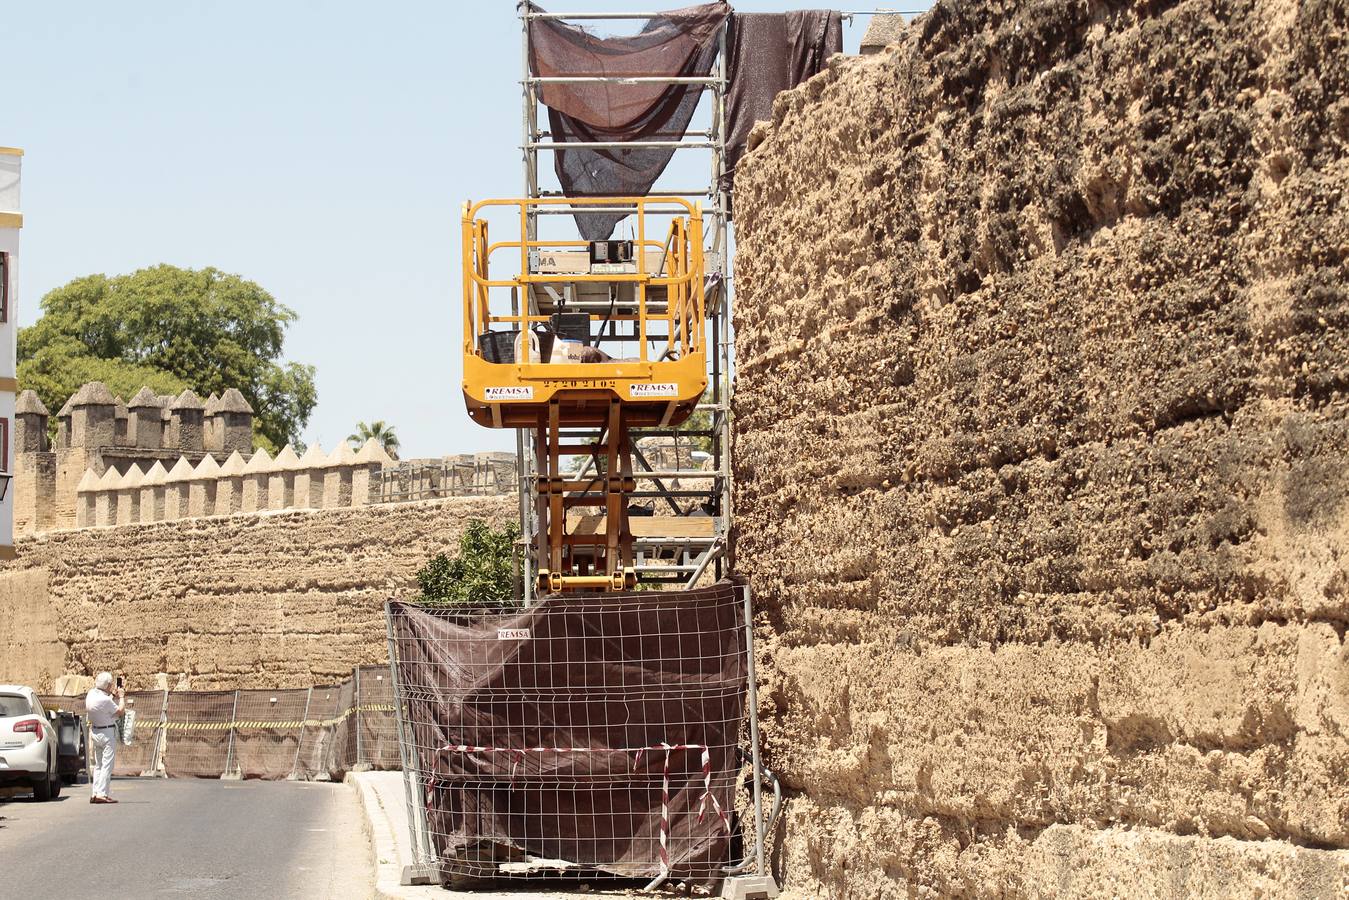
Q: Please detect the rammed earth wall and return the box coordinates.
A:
[731,0,1349,895]
[0,497,513,691]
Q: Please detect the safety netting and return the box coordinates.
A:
[528,2,729,239]
[388,579,748,888]
[527,3,843,233]
[38,667,400,781]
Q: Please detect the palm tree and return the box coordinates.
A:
[349,420,400,459]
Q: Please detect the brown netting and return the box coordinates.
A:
[163,690,236,778]
[294,684,342,780]
[356,664,401,769]
[37,694,86,715]
[390,579,747,887]
[230,689,312,780]
[114,690,167,776]
[32,670,404,782]
[325,677,359,780]
[528,3,729,240]
[722,11,843,200]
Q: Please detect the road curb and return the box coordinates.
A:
[348,773,417,900]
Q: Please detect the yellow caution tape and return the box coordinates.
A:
[159,704,396,732]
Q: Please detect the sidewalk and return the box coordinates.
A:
[349,771,445,899]
[348,771,631,900]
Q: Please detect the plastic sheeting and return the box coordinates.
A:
[528,3,730,240]
[389,579,747,886]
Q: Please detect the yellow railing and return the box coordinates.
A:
[462,196,705,364]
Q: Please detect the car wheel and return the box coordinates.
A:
[49,765,61,800]
[32,769,52,801]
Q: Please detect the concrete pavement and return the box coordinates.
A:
[0,776,374,899]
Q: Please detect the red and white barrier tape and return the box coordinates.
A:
[430,741,732,876]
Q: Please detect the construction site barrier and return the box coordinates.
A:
[385,580,751,889]
[37,665,399,781]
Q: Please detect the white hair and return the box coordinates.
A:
[94,672,114,691]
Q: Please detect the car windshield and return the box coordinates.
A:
[0,693,32,718]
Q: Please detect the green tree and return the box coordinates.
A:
[19,265,317,452]
[348,420,400,459]
[416,519,520,608]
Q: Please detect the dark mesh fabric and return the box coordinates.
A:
[528,3,730,239]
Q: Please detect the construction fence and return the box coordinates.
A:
[386,580,762,889]
[39,665,399,781]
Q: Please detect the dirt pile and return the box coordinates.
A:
[732,0,1348,895]
[0,497,513,691]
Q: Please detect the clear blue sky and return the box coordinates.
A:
[9,2,924,458]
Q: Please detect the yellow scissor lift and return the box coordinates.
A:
[462,196,707,593]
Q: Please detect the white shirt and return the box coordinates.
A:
[85,688,119,728]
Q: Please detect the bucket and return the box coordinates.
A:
[532,326,556,363]
[479,330,518,364]
[516,329,542,364]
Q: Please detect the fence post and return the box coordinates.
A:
[292,686,314,780]
[385,601,436,883]
[222,690,241,778]
[354,665,364,768]
[742,584,767,876]
[151,688,169,776]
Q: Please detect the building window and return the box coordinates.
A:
[0,417,8,471]
[0,252,7,323]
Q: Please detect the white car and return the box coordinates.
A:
[0,685,61,800]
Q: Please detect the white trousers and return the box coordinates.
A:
[91,727,116,797]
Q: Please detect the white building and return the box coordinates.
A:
[0,147,21,557]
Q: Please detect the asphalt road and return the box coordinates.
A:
[0,776,375,899]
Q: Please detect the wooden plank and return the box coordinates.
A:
[534,249,670,275]
[568,514,715,537]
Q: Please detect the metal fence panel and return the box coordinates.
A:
[356,664,400,768]
[31,671,404,782]
[115,690,166,776]
[231,689,312,780]
[163,690,236,778]
[295,684,342,780]
[387,581,748,888]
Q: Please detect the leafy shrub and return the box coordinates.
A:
[416,519,520,607]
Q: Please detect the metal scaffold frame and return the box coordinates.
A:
[515,2,734,606]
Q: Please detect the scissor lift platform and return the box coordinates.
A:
[461,196,710,592]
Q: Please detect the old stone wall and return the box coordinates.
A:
[0,496,513,691]
[732,0,1349,896]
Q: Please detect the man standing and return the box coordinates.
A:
[84,672,124,804]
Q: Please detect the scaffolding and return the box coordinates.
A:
[422,7,779,894]
[513,3,735,603]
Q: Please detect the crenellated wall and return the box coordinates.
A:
[732,0,1349,896]
[16,382,519,534]
[72,439,393,528]
[14,382,258,534]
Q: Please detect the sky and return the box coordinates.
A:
[7,2,927,458]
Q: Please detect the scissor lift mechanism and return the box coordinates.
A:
[462,196,709,593]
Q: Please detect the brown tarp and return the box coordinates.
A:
[163,690,235,778]
[528,3,730,240]
[326,677,359,780]
[356,665,402,769]
[723,11,843,200]
[33,670,397,782]
[230,689,311,781]
[295,684,343,780]
[114,690,166,776]
[390,579,746,886]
